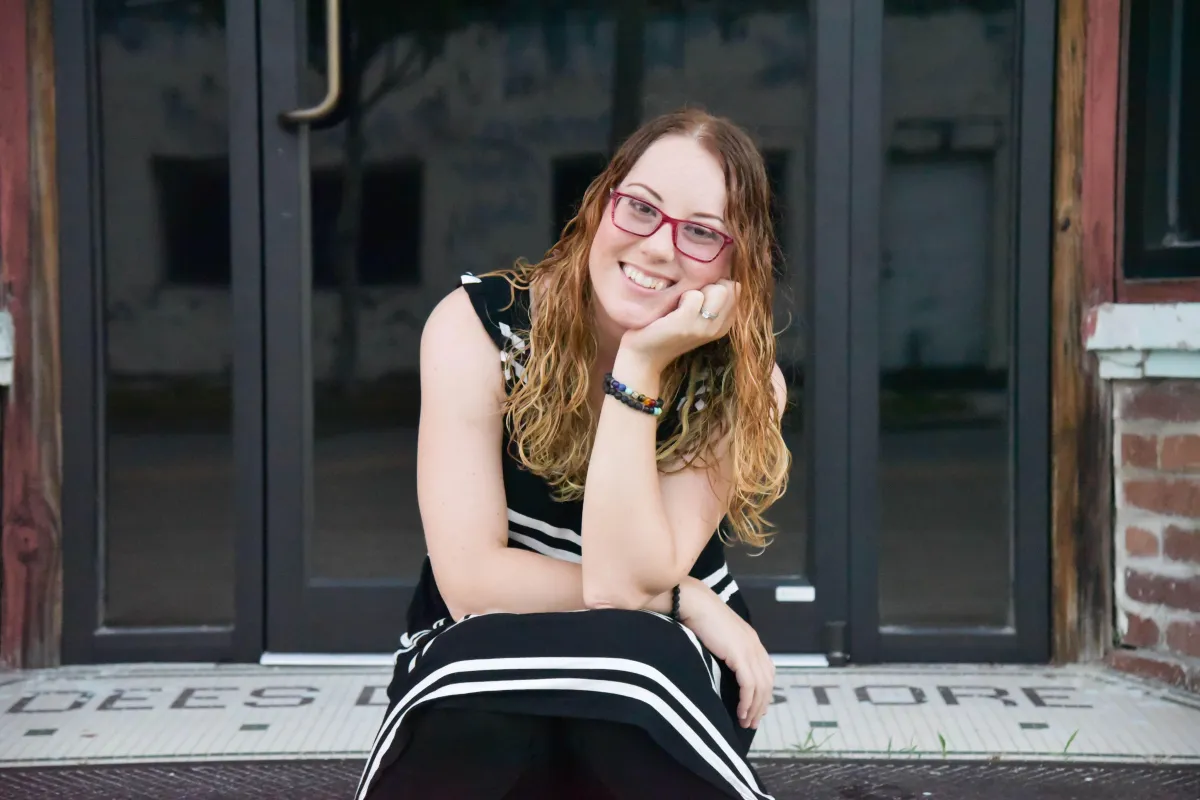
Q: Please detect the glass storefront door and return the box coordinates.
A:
[59,0,1051,664]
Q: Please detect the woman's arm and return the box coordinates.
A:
[418,288,683,619]
[580,349,721,608]
[581,284,788,609]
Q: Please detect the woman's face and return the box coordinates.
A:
[588,135,733,335]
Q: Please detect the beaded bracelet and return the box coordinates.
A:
[603,372,664,416]
[670,585,681,622]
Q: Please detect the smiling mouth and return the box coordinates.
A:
[621,263,675,291]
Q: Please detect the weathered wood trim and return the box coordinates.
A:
[0,0,34,669]
[0,0,62,669]
[1119,281,1200,303]
[1051,0,1119,664]
[1081,0,1121,306]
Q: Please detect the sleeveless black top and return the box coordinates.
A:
[404,273,750,636]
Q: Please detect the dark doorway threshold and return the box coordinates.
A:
[2,758,1199,799]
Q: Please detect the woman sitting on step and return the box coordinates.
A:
[357,108,790,800]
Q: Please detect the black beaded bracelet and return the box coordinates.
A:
[603,372,664,417]
[670,585,681,622]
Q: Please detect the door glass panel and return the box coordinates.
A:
[636,7,811,577]
[305,2,809,584]
[878,0,1016,627]
[96,2,234,625]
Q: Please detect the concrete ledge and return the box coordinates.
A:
[1086,303,1200,379]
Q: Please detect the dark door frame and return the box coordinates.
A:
[258,0,415,654]
[845,0,1054,664]
[258,0,854,658]
[56,0,1052,665]
[57,0,265,663]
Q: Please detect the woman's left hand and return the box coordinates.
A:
[620,280,740,371]
[677,578,774,730]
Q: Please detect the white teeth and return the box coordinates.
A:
[621,263,671,291]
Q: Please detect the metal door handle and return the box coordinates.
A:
[279,0,342,126]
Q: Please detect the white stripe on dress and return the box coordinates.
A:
[499,350,526,379]
[497,320,526,351]
[701,564,729,588]
[360,677,769,800]
[507,508,582,545]
[392,628,433,659]
[639,609,720,697]
[676,621,722,696]
[507,531,582,563]
[356,656,772,800]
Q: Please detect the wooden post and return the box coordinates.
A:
[1051,0,1121,664]
[0,0,63,669]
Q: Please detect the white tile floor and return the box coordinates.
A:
[0,663,1197,768]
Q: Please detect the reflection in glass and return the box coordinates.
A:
[97,2,234,625]
[304,3,809,583]
[878,0,1016,627]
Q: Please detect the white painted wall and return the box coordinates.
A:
[96,8,1016,380]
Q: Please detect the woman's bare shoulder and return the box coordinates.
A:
[420,286,505,400]
[771,363,788,415]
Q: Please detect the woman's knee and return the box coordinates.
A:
[366,707,553,799]
[564,717,731,799]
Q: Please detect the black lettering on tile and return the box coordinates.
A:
[98,688,162,712]
[1021,687,1091,709]
[245,687,318,708]
[811,720,838,728]
[356,686,389,707]
[770,692,786,706]
[7,691,94,714]
[240,723,270,732]
[170,687,237,710]
[798,686,839,706]
[24,728,56,736]
[937,686,1018,707]
[1020,722,1049,730]
[854,685,927,706]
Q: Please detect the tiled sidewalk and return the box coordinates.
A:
[1,662,1197,768]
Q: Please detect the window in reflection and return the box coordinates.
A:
[311,162,423,287]
[878,0,1016,627]
[97,1,235,626]
[553,153,609,240]
[302,3,811,585]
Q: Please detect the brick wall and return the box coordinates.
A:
[1110,380,1200,691]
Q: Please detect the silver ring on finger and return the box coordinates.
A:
[700,308,719,320]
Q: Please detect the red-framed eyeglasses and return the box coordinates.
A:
[608,189,734,263]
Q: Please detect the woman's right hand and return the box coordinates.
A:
[619,280,741,372]
[677,579,774,730]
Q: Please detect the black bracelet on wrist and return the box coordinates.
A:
[603,372,665,416]
[670,584,681,622]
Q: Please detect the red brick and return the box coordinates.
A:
[1122,382,1200,423]
[1125,526,1160,558]
[1121,434,1159,468]
[1162,435,1200,472]
[1164,525,1200,565]
[1107,650,1191,690]
[1124,569,1200,612]
[1122,613,1160,648]
[1166,619,1200,659]
[1123,478,1200,517]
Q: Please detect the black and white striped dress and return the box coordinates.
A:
[356,274,771,800]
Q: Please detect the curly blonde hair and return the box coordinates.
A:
[485,108,790,548]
